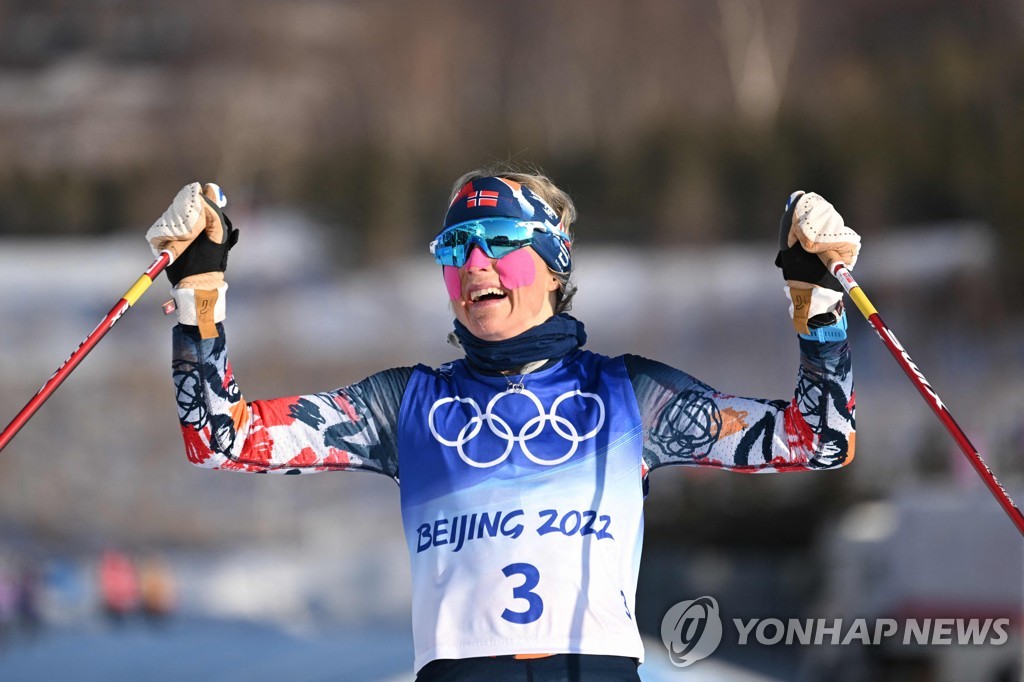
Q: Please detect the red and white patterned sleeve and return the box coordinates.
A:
[171,323,411,478]
[625,336,855,475]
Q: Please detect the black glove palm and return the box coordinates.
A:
[774,191,843,330]
[165,196,239,287]
[774,191,842,293]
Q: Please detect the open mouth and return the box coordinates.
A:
[469,287,508,304]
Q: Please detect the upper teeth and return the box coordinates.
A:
[470,288,504,302]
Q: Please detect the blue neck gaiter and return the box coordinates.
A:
[453,313,587,372]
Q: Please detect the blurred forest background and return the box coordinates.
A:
[1,0,1022,279]
[0,1,1022,680]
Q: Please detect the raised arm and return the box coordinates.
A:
[172,323,411,478]
[147,183,410,478]
[632,191,860,475]
[627,335,853,473]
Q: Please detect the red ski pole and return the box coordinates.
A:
[0,245,185,453]
[826,256,1024,537]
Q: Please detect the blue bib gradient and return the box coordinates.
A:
[397,351,643,512]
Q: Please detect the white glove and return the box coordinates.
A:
[145,182,226,258]
[146,182,231,338]
[783,192,861,270]
[776,191,862,334]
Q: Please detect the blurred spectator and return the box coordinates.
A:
[139,554,176,623]
[0,562,16,647]
[41,556,93,626]
[15,563,42,636]
[99,549,138,624]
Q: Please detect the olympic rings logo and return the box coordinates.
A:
[428,389,606,468]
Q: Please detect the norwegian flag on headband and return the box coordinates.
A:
[438,175,573,274]
[442,176,563,235]
[466,190,499,208]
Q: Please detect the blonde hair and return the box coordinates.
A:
[448,162,578,313]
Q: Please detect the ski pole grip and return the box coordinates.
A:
[164,237,198,263]
[158,183,227,262]
[819,249,843,272]
[160,185,226,264]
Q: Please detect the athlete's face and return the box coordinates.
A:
[444,246,560,341]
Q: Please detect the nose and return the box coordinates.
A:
[463,244,493,271]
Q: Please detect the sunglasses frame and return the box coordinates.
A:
[429,218,555,267]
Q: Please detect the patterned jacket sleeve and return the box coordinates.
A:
[171,323,411,479]
[625,336,854,475]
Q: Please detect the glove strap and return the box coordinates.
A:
[798,311,848,342]
[172,283,228,339]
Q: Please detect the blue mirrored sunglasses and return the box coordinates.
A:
[430,218,559,268]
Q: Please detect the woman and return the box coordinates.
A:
[146,166,858,681]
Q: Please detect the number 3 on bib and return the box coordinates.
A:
[501,563,543,624]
